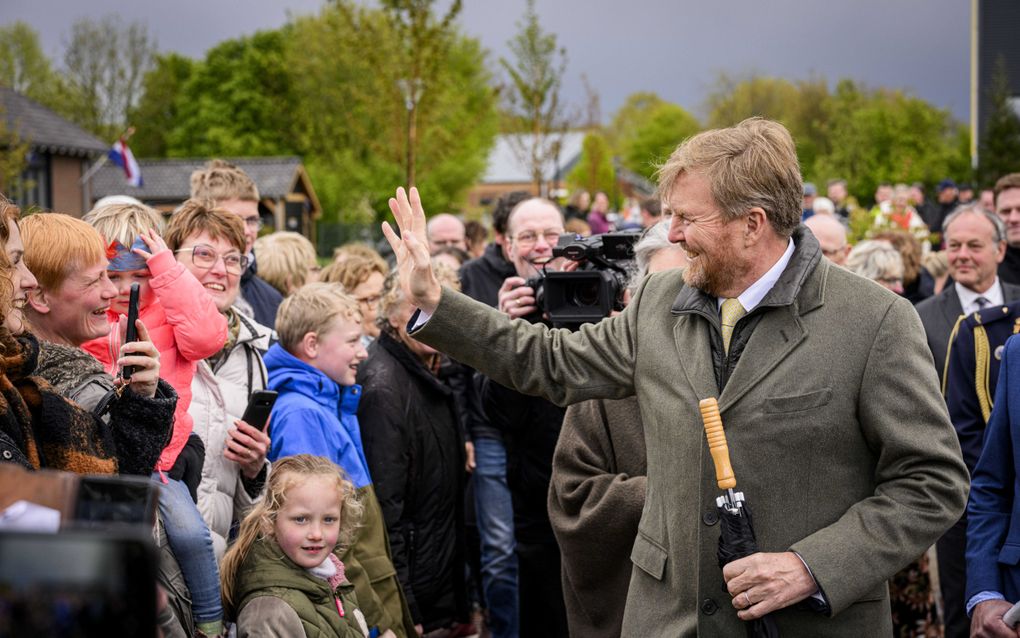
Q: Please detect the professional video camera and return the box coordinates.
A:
[526,230,640,328]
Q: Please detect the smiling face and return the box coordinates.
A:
[274,476,343,569]
[506,200,565,279]
[666,172,750,296]
[176,231,243,313]
[4,221,38,334]
[28,258,118,346]
[945,211,1006,294]
[107,268,155,317]
[309,314,368,386]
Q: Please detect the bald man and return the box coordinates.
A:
[805,214,850,266]
[427,213,467,254]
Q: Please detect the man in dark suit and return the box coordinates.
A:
[994,173,1020,286]
[966,333,1020,636]
[916,205,1019,385]
[942,301,1020,638]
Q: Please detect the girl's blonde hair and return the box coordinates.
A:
[220,454,363,618]
[82,202,164,247]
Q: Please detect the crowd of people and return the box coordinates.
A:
[3,118,1020,638]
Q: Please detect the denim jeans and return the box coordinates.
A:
[473,438,519,638]
[154,473,222,624]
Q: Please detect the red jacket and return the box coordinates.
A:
[83,250,227,471]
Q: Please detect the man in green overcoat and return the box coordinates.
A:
[381,118,969,637]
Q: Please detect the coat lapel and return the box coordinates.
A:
[719,304,806,412]
[938,288,964,334]
[673,313,719,403]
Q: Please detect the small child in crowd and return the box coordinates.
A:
[81,202,228,637]
[220,454,369,637]
[265,282,414,638]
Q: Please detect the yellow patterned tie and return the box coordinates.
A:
[720,298,746,354]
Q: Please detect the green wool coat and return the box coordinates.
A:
[413,230,969,637]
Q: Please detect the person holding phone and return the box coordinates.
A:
[163,200,276,561]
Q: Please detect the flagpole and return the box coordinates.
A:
[80,126,136,210]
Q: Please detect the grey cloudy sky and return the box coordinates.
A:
[5,0,971,122]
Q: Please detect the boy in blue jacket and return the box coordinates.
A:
[264,282,416,638]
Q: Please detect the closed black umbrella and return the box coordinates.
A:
[699,397,779,638]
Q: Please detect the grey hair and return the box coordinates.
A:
[942,203,1006,243]
[845,240,903,283]
[627,221,674,293]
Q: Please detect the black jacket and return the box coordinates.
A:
[240,256,283,329]
[459,243,516,441]
[357,332,467,631]
[482,377,564,544]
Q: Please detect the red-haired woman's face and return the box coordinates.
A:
[4,221,38,334]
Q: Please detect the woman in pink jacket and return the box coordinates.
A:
[82,201,228,638]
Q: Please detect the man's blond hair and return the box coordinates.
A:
[656,117,802,237]
[83,202,164,247]
[20,213,108,292]
[275,282,360,355]
[190,159,260,202]
[253,232,319,296]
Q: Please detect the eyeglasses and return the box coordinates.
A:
[175,244,249,275]
[241,216,264,230]
[355,293,382,308]
[512,229,563,248]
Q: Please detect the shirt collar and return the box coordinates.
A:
[955,278,1003,314]
[717,238,796,312]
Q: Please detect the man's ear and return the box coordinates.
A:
[26,288,50,315]
[744,207,769,245]
[298,331,319,360]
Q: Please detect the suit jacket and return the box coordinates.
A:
[966,334,1020,604]
[414,229,969,637]
[916,282,1020,384]
[944,301,1020,473]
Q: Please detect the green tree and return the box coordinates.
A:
[0,23,68,105]
[128,53,194,157]
[978,57,1020,186]
[0,104,31,198]
[815,80,969,205]
[499,0,571,195]
[705,73,831,179]
[62,15,155,140]
[166,29,296,157]
[606,91,666,154]
[622,102,700,180]
[567,131,615,196]
[286,2,496,222]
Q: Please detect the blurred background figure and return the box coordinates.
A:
[639,198,663,229]
[872,229,933,304]
[563,190,590,223]
[428,213,468,254]
[846,240,905,294]
[253,231,321,297]
[321,252,389,348]
[586,192,611,234]
[464,220,489,260]
[804,214,850,266]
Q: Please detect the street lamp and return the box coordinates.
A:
[397,78,424,188]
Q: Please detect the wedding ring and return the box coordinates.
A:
[743,592,753,608]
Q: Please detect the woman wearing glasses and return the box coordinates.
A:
[163,200,275,561]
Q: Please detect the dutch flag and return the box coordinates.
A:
[108,138,143,187]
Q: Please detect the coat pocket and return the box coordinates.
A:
[361,554,398,583]
[631,530,668,581]
[998,543,1020,566]
[762,388,833,414]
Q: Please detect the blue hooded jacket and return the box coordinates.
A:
[264,343,372,489]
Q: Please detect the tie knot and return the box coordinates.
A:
[976,296,990,309]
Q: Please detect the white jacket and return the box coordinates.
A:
[189,309,275,559]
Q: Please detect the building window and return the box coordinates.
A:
[14,151,51,211]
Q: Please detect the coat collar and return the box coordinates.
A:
[668,226,825,413]
[376,332,452,397]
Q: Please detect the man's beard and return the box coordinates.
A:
[681,245,746,297]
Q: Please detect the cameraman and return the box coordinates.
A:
[485,198,568,637]
[497,200,566,318]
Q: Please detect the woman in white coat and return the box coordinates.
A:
[165,200,276,558]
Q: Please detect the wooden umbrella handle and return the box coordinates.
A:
[699,397,736,489]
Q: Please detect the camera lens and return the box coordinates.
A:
[570,281,601,307]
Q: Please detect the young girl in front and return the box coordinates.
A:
[221,454,369,637]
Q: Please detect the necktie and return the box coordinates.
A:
[720,298,747,354]
[975,296,990,311]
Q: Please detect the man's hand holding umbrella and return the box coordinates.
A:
[700,398,819,634]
